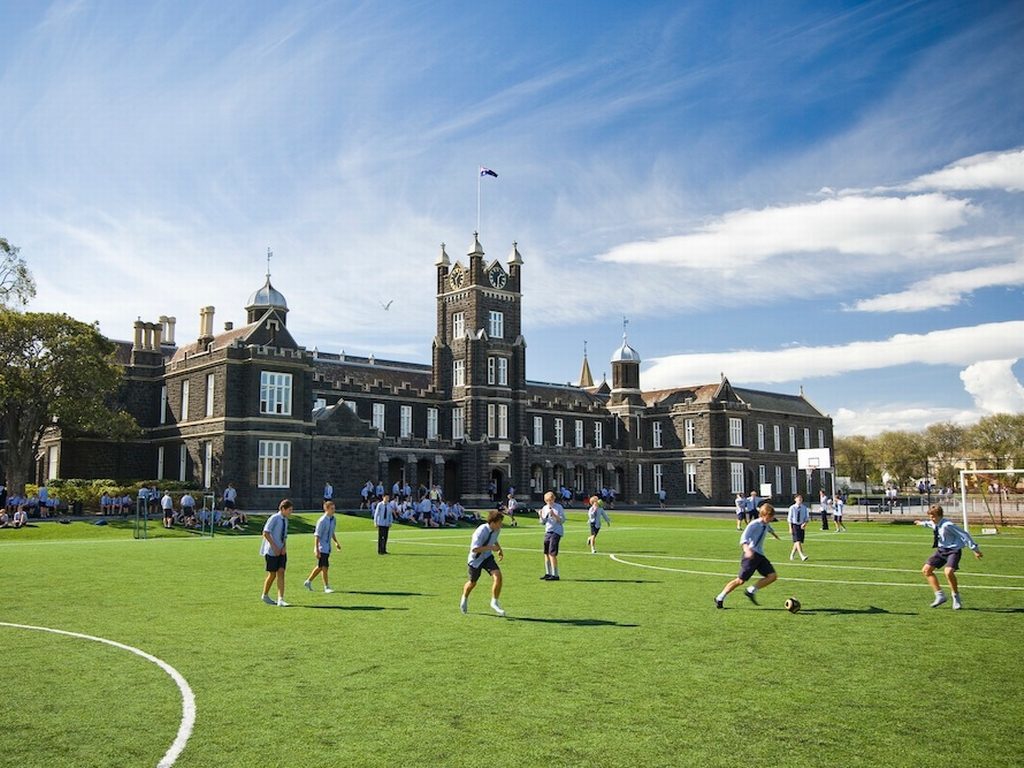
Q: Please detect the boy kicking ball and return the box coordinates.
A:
[715,503,782,609]
[304,501,341,594]
[915,504,982,610]
[460,510,506,617]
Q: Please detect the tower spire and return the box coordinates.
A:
[266,247,273,280]
[578,340,594,388]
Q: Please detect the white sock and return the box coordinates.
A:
[747,586,758,594]
[716,592,727,602]
[935,590,944,597]
[553,568,559,577]
[545,562,552,576]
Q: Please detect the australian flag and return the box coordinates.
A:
[480,166,498,178]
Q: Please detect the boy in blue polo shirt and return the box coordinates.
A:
[715,503,782,608]
[260,499,293,607]
[915,504,982,610]
[304,501,341,594]
[460,510,506,616]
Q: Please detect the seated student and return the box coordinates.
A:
[12,506,28,528]
[226,509,246,530]
[0,510,9,527]
[110,494,122,516]
[121,493,133,516]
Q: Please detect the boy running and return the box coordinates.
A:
[915,504,982,610]
[586,496,611,554]
[715,503,781,609]
[304,501,341,593]
[260,499,293,607]
[460,510,506,616]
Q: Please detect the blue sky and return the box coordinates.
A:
[2,0,1023,435]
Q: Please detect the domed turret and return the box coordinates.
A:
[246,248,289,324]
[610,329,642,404]
[611,336,641,363]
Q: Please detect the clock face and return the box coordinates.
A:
[449,267,465,290]
[487,266,507,289]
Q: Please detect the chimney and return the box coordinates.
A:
[224,321,234,332]
[151,321,163,349]
[198,306,215,346]
[165,316,176,345]
[133,320,144,350]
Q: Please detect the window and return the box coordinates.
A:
[258,440,291,488]
[730,462,744,494]
[180,380,190,421]
[818,429,825,448]
[773,425,781,452]
[554,418,564,447]
[497,357,508,386]
[653,463,663,494]
[488,404,496,438]
[203,442,213,489]
[453,359,465,387]
[157,446,164,480]
[372,403,385,433]
[488,311,504,339]
[775,466,783,496]
[452,407,464,440]
[400,405,412,438]
[498,404,508,439]
[789,426,796,452]
[427,408,438,440]
[652,421,663,448]
[205,373,215,417]
[159,385,167,425]
[759,464,766,486]
[729,418,743,447]
[757,424,765,450]
[594,422,603,449]
[179,444,187,481]
[346,400,357,414]
[488,357,496,385]
[685,463,697,494]
[530,416,542,445]
[574,466,585,492]
[804,428,810,449]
[820,468,828,488]
[575,419,584,448]
[452,312,464,339]
[791,466,798,494]
[684,419,695,446]
[636,464,643,495]
[313,397,327,411]
[259,372,292,415]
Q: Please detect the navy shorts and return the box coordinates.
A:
[589,524,601,536]
[467,554,500,582]
[926,548,963,571]
[317,552,330,568]
[543,532,562,556]
[737,552,775,582]
[265,554,287,572]
[224,499,236,510]
[790,523,806,543]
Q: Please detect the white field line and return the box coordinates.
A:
[0,622,195,767]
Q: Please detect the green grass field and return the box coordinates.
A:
[2,511,1022,768]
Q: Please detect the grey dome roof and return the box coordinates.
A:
[611,335,640,363]
[246,277,288,310]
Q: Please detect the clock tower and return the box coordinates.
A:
[433,234,527,504]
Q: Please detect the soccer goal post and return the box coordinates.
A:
[958,468,1018,532]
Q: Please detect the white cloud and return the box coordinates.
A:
[905,148,1024,193]
[833,405,980,437]
[642,320,1024,388]
[849,256,1024,312]
[959,359,1024,413]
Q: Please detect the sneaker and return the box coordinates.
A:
[303,580,313,591]
[489,599,506,617]
[715,597,724,609]
[952,595,962,610]
[549,575,560,581]
[540,574,552,580]
[930,593,947,608]
[324,587,335,594]
[261,594,276,606]
[789,553,795,561]
[459,597,468,614]
[744,589,759,605]
[591,549,597,554]
[800,554,809,562]
[277,599,289,607]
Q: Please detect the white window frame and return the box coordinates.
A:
[773,425,781,452]
[203,441,213,489]
[488,310,504,339]
[497,357,508,386]
[400,405,413,438]
[818,429,825,448]
[684,418,695,447]
[533,416,543,446]
[179,444,187,482]
[452,312,464,339]
[804,428,810,449]
[729,417,743,447]
[205,373,215,417]
[653,463,663,495]
[757,423,765,451]
[427,408,438,440]
[487,404,496,438]
[685,462,697,494]
[313,397,327,411]
[730,462,744,495]
[452,407,464,440]
[554,418,564,447]
[636,464,644,495]
[159,385,167,425]
[575,419,584,448]
[157,445,164,480]
[498,404,508,439]
[258,440,291,488]
[652,421,663,448]
[487,357,496,385]
[759,464,766,486]
[180,380,190,421]
[791,466,798,494]
[775,466,783,496]
[346,400,358,414]
[453,359,465,387]
[372,403,385,433]
[789,426,796,452]
[259,371,292,416]
[594,422,603,449]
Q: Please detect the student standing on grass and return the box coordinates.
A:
[745,490,760,523]
[539,490,565,581]
[915,504,982,610]
[260,499,293,607]
[460,510,506,616]
[787,494,810,561]
[373,493,393,555]
[715,503,781,609]
[305,501,341,593]
[586,496,611,554]
[734,494,745,530]
[832,493,847,532]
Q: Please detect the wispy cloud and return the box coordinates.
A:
[904,148,1024,193]
[832,405,980,437]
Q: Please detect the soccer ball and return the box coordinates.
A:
[785,597,801,613]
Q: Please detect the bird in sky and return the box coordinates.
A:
[380,299,394,311]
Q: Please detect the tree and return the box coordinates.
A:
[834,435,878,492]
[0,310,137,494]
[870,430,927,489]
[0,238,36,308]
[923,422,968,489]
[968,413,1024,477]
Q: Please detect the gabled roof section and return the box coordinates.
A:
[169,309,298,363]
[733,387,827,417]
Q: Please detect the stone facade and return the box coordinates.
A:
[36,235,833,509]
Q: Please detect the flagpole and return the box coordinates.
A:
[477,167,481,234]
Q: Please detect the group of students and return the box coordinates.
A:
[355,480,446,510]
[2,485,62,518]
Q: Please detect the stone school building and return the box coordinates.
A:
[33,235,833,509]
